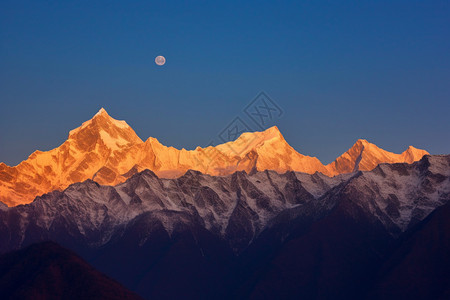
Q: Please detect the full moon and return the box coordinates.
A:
[155,55,166,66]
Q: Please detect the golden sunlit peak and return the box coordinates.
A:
[407,145,421,151]
[263,125,283,136]
[355,139,370,144]
[94,107,109,117]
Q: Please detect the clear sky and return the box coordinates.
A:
[1,1,449,166]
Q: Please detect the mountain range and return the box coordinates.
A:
[0,108,428,206]
[0,154,448,299]
[0,108,447,299]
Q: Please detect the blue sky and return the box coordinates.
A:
[1,0,449,165]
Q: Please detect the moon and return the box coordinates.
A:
[155,55,166,66]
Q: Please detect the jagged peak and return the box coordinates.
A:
[404,145,428,153]
[352,140,428,157]
[142,126,285,156]
[353,138,379,149]
[349,139,389,155]
[326,137,430,176]
[215,125,287,157]
[246,125,283,140]
[123,168,158,183]
[139,169,159,178]
[401,145,429,163]
[262,125,282,136]
[63,178,100,193]
[67,108,142,148]
[355,138,369,145]
[94,107,109,117]
[145,136,163,145]
[90,108,128,127]
[182,169,204,177]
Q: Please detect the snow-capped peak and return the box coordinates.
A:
[94,107,108,117]
[67,108,142,146]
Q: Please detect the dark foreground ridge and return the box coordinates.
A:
[0,241,143,300]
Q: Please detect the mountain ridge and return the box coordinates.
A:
[0,155,448,299]
[0,108,429,206]
[1,154,448,254]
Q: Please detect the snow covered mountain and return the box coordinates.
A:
[0,168,349,253]
[237,155,450,300]
[0,155,448,299]
[0,154,448,254]
[0,108,429,206]
[326,138,429,175]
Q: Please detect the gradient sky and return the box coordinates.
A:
[1,1,449,166]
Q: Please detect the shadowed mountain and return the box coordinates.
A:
[0,241,143,300]
[367,201,450,299]
[233,155,450,299]
[0,108,428,206]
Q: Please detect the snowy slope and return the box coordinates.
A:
[0,155,448,254]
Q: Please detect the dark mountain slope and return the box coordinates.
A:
[235,178,395,299]
[368,201,450,300]
[91,211,237,300]
[233,156,450,299]
[0,241,143,300]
